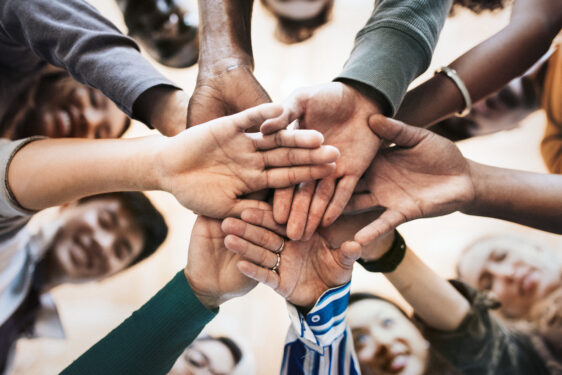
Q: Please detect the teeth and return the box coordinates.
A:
[389,354,407,372]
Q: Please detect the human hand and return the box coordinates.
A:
[261,82,382,240]
[133,86,189,136]
[156,103,339,218]
[345,115,475,245]
[188,64,271,127]
[221,208,361,310]
[184,216,257,309]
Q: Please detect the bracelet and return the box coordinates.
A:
[357,230,406,273]
[435,66,472,117]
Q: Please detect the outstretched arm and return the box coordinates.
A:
[6,104,339,216]
[62,216,260,375]
[0,0,188,135]
[396,0,562,127]
[260,0,451,238]
[345,115,562,245]
[188,0,271,127]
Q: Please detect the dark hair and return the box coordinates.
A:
[79,192,168,267]
[261,0,334,44]
[199,336,243,365]
[451,0,511,14]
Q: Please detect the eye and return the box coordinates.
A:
[95,124,110,139]
[479,271,493,291]
[113,239,132,260]
[184,350,206,368]
[490,249,507,262]
[381,318,394,328]
[98,209,116,229]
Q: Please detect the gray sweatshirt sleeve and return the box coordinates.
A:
[335,0,451,116]
[0,137,43,238]
[0,0,178,118]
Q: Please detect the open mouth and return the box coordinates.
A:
[518,269,539,297]
[382,352,409,374]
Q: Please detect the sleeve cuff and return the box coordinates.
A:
[0,136,45,217]
[286,282,351,352]
[335,26,431,116]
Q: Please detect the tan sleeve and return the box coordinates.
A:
[540,44,562,174]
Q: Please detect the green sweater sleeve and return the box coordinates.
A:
[335,0,452,116]
[60,270,218,375]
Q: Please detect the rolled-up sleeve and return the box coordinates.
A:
[335,0,451,116]
[0,0,179,117]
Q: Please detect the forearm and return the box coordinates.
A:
[197,0,255,74]
[7,137,161,210]
[463,161,562,234]
[396,4,561,127]
[61,271,217,375]
[385,248,470,331]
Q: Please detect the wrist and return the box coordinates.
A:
[461,159,485,215]
[358,230,407,273]
[340,80,386,116]
[184,268,223,310]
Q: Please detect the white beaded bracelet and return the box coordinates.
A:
[435,66,472,117]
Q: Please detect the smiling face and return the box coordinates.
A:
[47,197,144,281]
[6,73,128,140]
[168,339,237,375]
[348,299,429,375]
[458,236,561,318]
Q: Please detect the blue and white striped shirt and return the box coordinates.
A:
[281,282,359,375]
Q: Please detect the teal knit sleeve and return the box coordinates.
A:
[335,0,452,116]
[61,270,218,375]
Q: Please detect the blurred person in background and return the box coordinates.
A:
[115,0,199,68]
[457,235,562,343]
[0,192,167,374]
[0,66,130,140]
[260,0,334,44]
[168,334,254,375]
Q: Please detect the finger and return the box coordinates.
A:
[338,241,362,267]
[354,209,406,246]
[261,145,339,167]
[230,103,284,132]
[222,217,284,251]
[368,114,429,148]
[353,178,370,194]
[240,208,287,237]
[273,187,294,224]
[264,163,336,188]
[225,235,280,268]
[260,91,307,134]
[322,176,359,227]
[250,129,324,150]
[286,181,316,240]
[343,193,380,214]
[302,178,335,240]
[237,260,280,290]
[229,199,273,218]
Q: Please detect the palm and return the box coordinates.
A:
[160,104,337,218]
[347,128,475,242]
[273,234,356,308]
[265,82,382,234]
[185,216,256,305]
[187,65,271,127]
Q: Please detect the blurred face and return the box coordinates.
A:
[48,198,144,281]
[458,237,561,318]
[124,0,198,68]
[263,0,329,20]
[11,75,128,139]
[348,300,429,375]
[168,339,236,375]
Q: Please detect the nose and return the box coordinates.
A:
[489,262,516,281]
[92,227,115,261]
[82,107,110,138]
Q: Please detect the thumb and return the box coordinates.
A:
[229,103,283,132]
[260,91,308,134]
[368,115,429,148]
[337,241,362,267]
